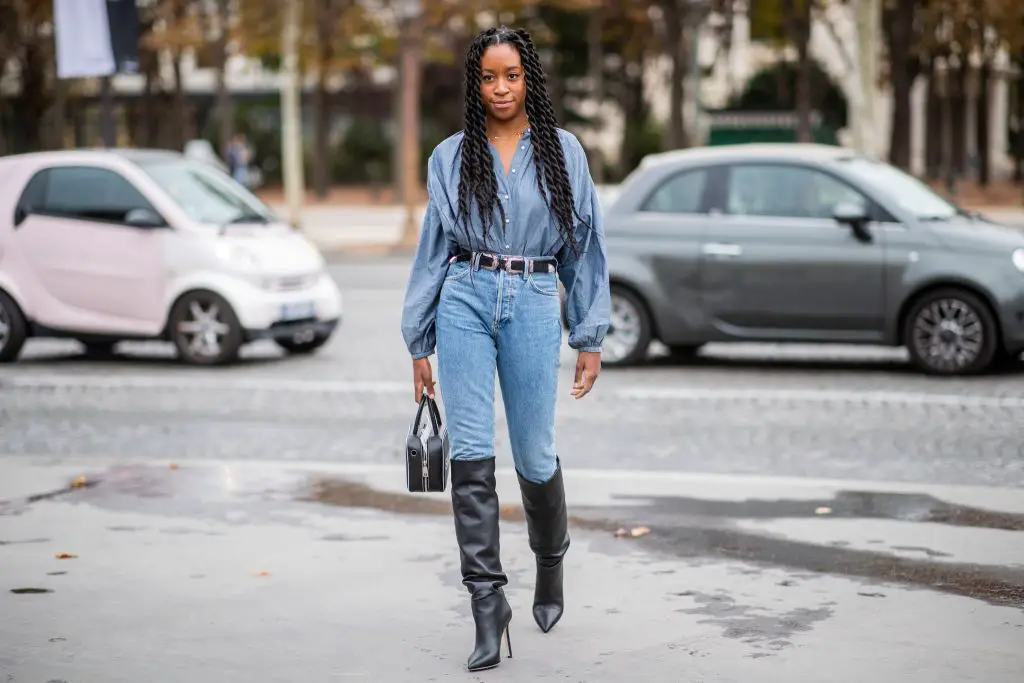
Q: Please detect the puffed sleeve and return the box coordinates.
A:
[401,150,450,359]
[556,132,611,352]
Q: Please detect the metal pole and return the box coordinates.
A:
[281,0,305,229]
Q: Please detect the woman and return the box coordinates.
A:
[401,26,610,672]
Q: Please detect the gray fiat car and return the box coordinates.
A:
[588,143,1024,375]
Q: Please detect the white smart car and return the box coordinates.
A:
[0,149,342,365]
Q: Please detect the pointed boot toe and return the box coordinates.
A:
[532,602,563,633]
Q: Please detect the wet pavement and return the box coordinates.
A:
[2,458,1023,682]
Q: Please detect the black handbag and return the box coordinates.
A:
[405,392,450,493]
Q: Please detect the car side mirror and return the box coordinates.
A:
[832,202,872,242]
[124,207,167,228]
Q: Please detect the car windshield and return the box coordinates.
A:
[837,157,959,220]
[136,159,277,226]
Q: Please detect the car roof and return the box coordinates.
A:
[637,142,854,170]
[0,148,184,170]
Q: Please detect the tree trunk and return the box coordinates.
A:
[172,53,187,149]
[661,0,687,150]
[312,0,335,199]
[215,0,233,160]
[51,75,66,149]
[1016,54,1024,183]
[976,60,990,186]
[586,5,605,183]
[951,63,967,176]
[784,0,812,142]
[925,59,942,179]
[885,0,915,170]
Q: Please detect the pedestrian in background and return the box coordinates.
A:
[401,25,610,672]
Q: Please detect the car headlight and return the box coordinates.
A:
[1013,248,1024,273]
[215,243,262,269]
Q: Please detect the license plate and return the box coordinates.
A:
[279,301,316,321]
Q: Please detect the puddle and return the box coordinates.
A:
[0,537,50,546]
[674,590,833,657]
[609,490,1024,532]
[303,479,617,533]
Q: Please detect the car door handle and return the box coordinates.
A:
[702,242,743,257]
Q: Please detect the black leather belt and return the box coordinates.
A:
[450,252,557,274]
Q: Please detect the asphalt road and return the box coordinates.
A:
[2,256,1023,486]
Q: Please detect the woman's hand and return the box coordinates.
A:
[412,357,435,402]
[572,351,601,399]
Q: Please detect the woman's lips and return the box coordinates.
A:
[492,101,514,110]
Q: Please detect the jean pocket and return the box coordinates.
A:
[444,261,472,282]
[527,272,560,297]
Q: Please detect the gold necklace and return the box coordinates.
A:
[488,126,529,140]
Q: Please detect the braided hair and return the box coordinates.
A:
[457,26,588,257]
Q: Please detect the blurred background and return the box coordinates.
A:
[2,0,1022,217]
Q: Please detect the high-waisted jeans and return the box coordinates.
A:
[436,257,562,485]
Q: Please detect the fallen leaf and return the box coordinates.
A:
[251,570,271,577]
[54,553,78,560]
[614,526,651,538]
[169,463,179,471]
[71,476,88,488]
[815,506,832,515]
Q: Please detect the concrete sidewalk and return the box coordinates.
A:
[272,204,1024,255]
[2,457,1022,682]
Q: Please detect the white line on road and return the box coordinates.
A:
[6,373,1024,408]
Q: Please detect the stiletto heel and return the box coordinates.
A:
[503,625,513,659]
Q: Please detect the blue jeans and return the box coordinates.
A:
[436,257,562,485]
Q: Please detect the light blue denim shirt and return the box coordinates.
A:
[401,127,611,360]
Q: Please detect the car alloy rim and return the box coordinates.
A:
[0,303,8,348]
[603,292,642,363]
[911,298,983,371]
[177,300,231,359]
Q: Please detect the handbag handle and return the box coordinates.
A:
[412,390,443,435]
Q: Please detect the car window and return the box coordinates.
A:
[726,164,867,219]
[136,159,275,226]
[641,169,708,214]
[39,166,155,224]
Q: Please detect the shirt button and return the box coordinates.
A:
[520,145,525,150]
[505,218,509,223]
[511,168,516,173]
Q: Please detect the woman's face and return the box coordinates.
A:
[479,43,526,123]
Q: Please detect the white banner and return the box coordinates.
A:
[53,0,115,79]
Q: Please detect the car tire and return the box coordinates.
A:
[903,287,999,376]
[0,290,28,363]
[602,285,653,367]
[275,332,330,355]
[168,290,244,366]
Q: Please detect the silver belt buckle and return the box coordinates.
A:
[479,252,498,270]
[505,256,524,274]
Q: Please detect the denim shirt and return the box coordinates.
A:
[401,127,611,360]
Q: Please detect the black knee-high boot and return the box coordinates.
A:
[516,459,569,633]
[450,458,513,671]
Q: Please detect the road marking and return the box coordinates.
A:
[5,373,1024,408]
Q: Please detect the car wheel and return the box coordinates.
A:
[169,290,244,366]
[903,288,999,375]
[602,285,652,367]
[0,290,28,363]
[275,332,330,355]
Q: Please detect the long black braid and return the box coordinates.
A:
[457,26,589,257]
